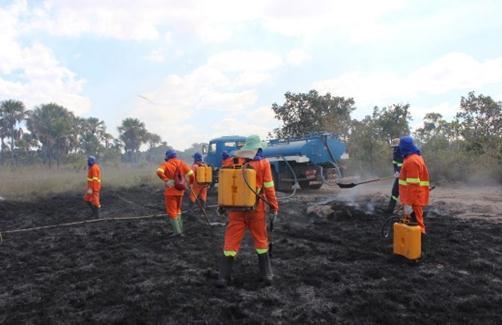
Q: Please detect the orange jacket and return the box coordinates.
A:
[399,153,430,206]
[87,164,101,191]
[156,158,194,196]
[248,159,279,212]
[221,157,234,167]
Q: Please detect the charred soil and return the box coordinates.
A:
[1,185,501,324]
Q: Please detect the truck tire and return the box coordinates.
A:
[299,180,310,189]
[308,183,323,190]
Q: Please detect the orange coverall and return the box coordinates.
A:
[84,163,101,208]
[189,162,208,203]
[399,153,430,234]
[223,158,279,257]
[221,157,233,167]
[156,159,194,219]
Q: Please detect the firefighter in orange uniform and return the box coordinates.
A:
[84,155,101,218]
[189,152,208,209]
[398,136,430,234]
[156,149,194,237]
[221,150,233,167]
[217,135,279,288]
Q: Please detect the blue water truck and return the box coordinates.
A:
[202,133,348,191]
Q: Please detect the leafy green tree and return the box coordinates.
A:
[271,90,355,139]
[0,99,29,164]
[456,91,502,154]
[372,103,412,143]
[27,103,76,167]
[118,118,149,163]
[347,116,389,175]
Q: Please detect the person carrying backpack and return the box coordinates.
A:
[189,152,209,209]
[217,135,279,288]
[156,149,194,237]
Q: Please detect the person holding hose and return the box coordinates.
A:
[387,138,403,213]
[156,149,194,237]
[84,155,101,218]
[189,152,208,209]
[217,135,279,288]
[398,136,430,234]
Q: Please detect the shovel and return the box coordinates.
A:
[336,175,395,189]
[268,212,277,258]
[189,188,225,226]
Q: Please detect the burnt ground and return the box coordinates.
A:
[0,185,501,324]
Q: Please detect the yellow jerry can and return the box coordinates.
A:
[218,166,256,210]
[393,223,422,260]
[196,165,213,184]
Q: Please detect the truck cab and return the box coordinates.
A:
[202,135,247,168]
[202,133,348,192]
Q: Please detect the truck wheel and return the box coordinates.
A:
[299,181,310,189]
[308,183,323,190]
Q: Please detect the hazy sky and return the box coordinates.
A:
[1,0,501,149]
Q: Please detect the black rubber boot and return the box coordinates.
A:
[87,202,94,218]
[258,253,273,285]
[386,198,396,214]
[91,205,100,219]
[216,256,234,288]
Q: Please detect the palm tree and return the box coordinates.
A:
[0,99,28,165]
[77,117,108,155]
[27,103,76,167]
[118,118,149,163]
[146,132,162,149]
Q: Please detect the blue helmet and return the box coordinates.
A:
[193,152,203,162]
[87,155,96,166]
[221,151,230,160]
[165,149,177,160]
[399,136,421,157]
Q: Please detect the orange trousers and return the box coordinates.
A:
[164,195,183,219]
[189,184,207,203]
[223,210,268,256]
[84,191,100,208]
[412,205,426,234]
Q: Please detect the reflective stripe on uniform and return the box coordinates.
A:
[392,160,403,167]
[392,195,399,201]
[400,178,429,187]
[263,181,274,188]
[256,248,268,254]
[186,170,194,176]
[156,168,164,173]
[224,250,237,257]
[87,177,101,182]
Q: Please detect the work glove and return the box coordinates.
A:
[86,188,93,195]
[164,180,174,188]
[403,205,413,215]
[394,171,400,178]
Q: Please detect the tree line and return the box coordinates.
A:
[2,90,501,182]
[271,90,502,183]
[0,101,170,167]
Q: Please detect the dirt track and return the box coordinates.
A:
[1,184,502,324]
